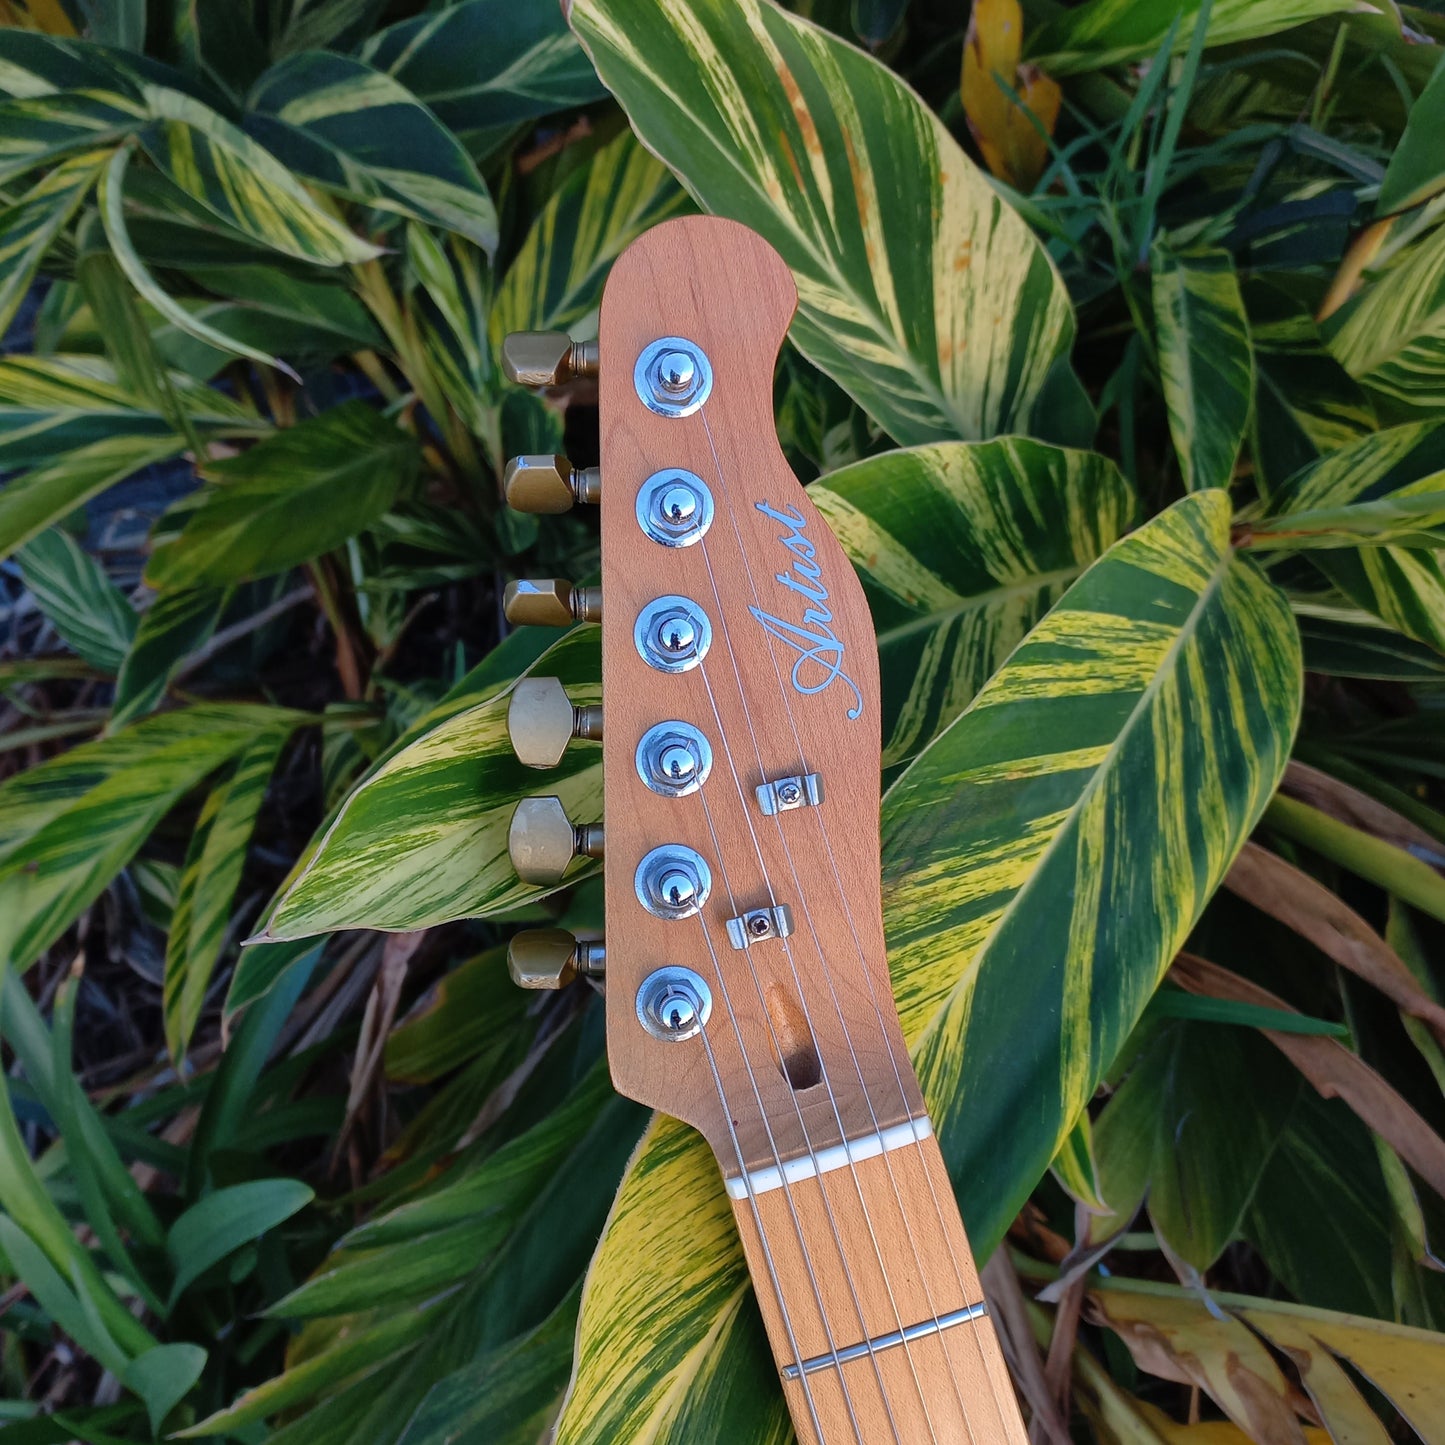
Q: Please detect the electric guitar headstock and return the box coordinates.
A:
[499,215,1025,1445]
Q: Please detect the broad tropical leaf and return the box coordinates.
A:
[1244,277,1375,496]
[0,430,189,560]
[111,586,229,728]
[556,1115,791,1445]
[361,0,608,152]
[1151,241,1253,492]
[164,731,289,1062]
[1377,51,1445,216]
[1327,221,1445,421]
[557,491,1302,1441]
[1260,423,1445,647]
[0,147,104,335]
[490,127,688,346]
[0,353,263,469]
[1089,1278,1445,1442]
[145,402,420,591]
[0,704,311,970]
[16,527,136,671]
[247,51,498,251]
[810,439,1137,767]
[568,0,1084,446]
[259,628,602,940]
[1029,0,1363,75]
[1090,1016,1300,1269]
[133,86,383,266]
[0,89,143,184]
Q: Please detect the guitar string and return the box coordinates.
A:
[691,682,908,1445]
[686,521,939,1438]
[693,1001,836,1445]
[698,402,1011,1437]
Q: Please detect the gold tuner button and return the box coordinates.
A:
[503,579,603,628]
[507,928,606,989]
[503,455,601,514]
[508,677,603,769]
[508,796,604,885]
[500,332,599,389]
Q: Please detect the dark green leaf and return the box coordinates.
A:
[16,527,137,671]
[167,1179,314,1304]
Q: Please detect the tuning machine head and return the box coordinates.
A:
[508,677,603,769]
[503,455,601,515]
[503,579,603,628]
[508,928,605,989]
[509,795,604,885]
[501,332,599,390]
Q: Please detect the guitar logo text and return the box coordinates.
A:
[749,501,863,720]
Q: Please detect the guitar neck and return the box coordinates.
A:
[729,1123,1028,1445]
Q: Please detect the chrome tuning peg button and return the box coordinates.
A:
[503,579,603,628]
[500,331,599,389]
[508,677,603,769]
[503,454,601,514]
[509,796,604,885]
[507,928,606,989]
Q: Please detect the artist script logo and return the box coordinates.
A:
[749,501,863,720]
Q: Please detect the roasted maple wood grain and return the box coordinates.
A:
[595,215,1025,1444]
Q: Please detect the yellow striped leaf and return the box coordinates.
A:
[0,704,311,971]
[16,525,136,671]
[1260,423,1445,647]
[361,0,609,154]
[259,628,602,941]
[0,147,104,335]
[247,51,498,251]
[1327,221,1445,421]
[556,491,1303,1441]
[1151,241,1253,493]
[0,89,143,184]
[812,439,1137,768]
[557,1115,791,1445]
[491,127,688,347]
[568,0,1083,446]
[164,730,289,1063]
[134,86,382,266]
[1029,0,1362,76]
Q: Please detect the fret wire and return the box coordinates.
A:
[689,495,935,1442]
[699,403,1007,1440]
[694,1013,834,1445]
[692,698,898,1444]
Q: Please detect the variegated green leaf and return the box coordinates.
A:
[1244,277,1376,497]
[1327,221,1445,421]
[259,628,602,940]
[1151,240,1253,493]
[1257,423,1445,648]
[556,1115,791,1445]
[0,430,189,561]
[361,0,609,154]
[0,89,143,185]
[0,703,311,971]
[568,0,1082,446]
[0,147,104,336]
[1029,0,1362,75]
[16,526,136,671]
[145,402,420,591]
[164,730,288,1063]
[811,440,1137,768]
[0,353,263,469]
[112,586,229,728]
[1377,51,1445,216]
[491,128,688,347]
[887,491,1300,1238]
[557,492,1302,1441]
[247,51,498,251]
[133,86,382,266]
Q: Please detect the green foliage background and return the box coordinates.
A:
[2,0,1445,1440]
